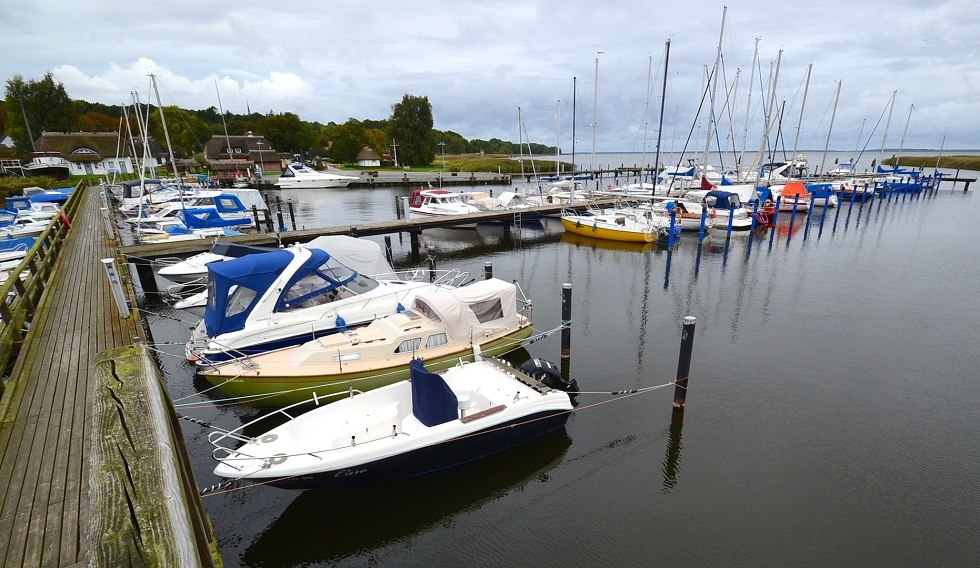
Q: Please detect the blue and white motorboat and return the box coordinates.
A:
[184,238,465,364]
[209,355,574,489]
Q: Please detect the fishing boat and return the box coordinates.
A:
[185,240,466,364]
[275,163,360,189]
[209,354,574,488]
[196,277,535,407]
[560,206,679,243]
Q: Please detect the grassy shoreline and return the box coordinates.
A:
[885,155,980,170]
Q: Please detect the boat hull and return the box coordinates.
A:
[198,326,535,407]
[268,411,569,489]
[275,179,355,189]
[560,217,658,243]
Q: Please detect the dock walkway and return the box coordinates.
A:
[0,185,218,566]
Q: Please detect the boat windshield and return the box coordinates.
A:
[278,255,381,311]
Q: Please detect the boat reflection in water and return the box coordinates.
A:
[241,429,571,565]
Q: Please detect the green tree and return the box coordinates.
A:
[260,112,317,156]
[388,94,434,167]
[322,118,369,163]
[433,130,467,154]
[4,73,76,156]
[146,106,212,157]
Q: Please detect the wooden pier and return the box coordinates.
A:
[0,184,221,566]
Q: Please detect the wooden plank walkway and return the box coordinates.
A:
[0,185,145,566]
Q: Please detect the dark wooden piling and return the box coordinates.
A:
[672,316,697,409]
[384,236,393,265]
[428,256,436,282]
[560,283,572,358]
[287,200,296,230]
[251,205,261,231]
[484,262,493,280]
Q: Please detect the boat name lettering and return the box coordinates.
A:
[334,468,368,478]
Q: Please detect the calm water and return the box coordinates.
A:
[141,161,980,567]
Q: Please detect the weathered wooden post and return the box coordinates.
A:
[560,283,572,359]
[263,209,274,232]
[384,236,393,265]
[428,256,436,282]
[401,196,411,222]
[484,262,493,280]
[276,202,286,232]
[672,315,697,409]
[287,200,296,230]
[251,205,261,231]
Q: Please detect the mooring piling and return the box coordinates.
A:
[484,261,493,280]
[561,283,572,359]
[672,315,697,409]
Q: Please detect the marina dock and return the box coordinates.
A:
[0,184,220,566]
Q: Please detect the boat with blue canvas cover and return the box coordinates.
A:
[209,354,573,489]
[185,241,464,364]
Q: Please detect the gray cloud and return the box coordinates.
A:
[3,0,976,155]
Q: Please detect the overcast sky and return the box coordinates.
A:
[3,0,977,158]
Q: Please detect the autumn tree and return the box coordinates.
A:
[388,94,434,167]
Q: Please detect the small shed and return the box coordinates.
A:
[356,147,381,167]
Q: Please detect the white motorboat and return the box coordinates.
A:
[158,241,276,285]
[408,188,482,221]
[185,238,466,364]
[209,355,574,488]
[275,163,360,189]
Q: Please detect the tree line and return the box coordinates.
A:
[1,73,556,168]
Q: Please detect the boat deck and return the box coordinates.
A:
[0,186,144,566]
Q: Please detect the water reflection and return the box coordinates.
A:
[661,408,685,493]
[241,429,572,566]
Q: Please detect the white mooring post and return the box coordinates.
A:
[101,258,131,318]
[99,207,115,239]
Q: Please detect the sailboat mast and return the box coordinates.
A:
[571,77,577,175]
[590,54,602,174]
[702,5,727,172]
[216,80,233,174]
[876,90,898,173]
[149,73,180,181]
[652,39,671,198]
[895,103,914,169]
[792,62,812,157]
[517,105,525,178]
[738,36,760,177]
[819,80,841,175]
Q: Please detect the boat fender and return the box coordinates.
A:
[519,358,578,392]
[335,314,347,331]
[59,210,71,228]
[396,302,406,313]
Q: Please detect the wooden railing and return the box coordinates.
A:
[0,181,82,397]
